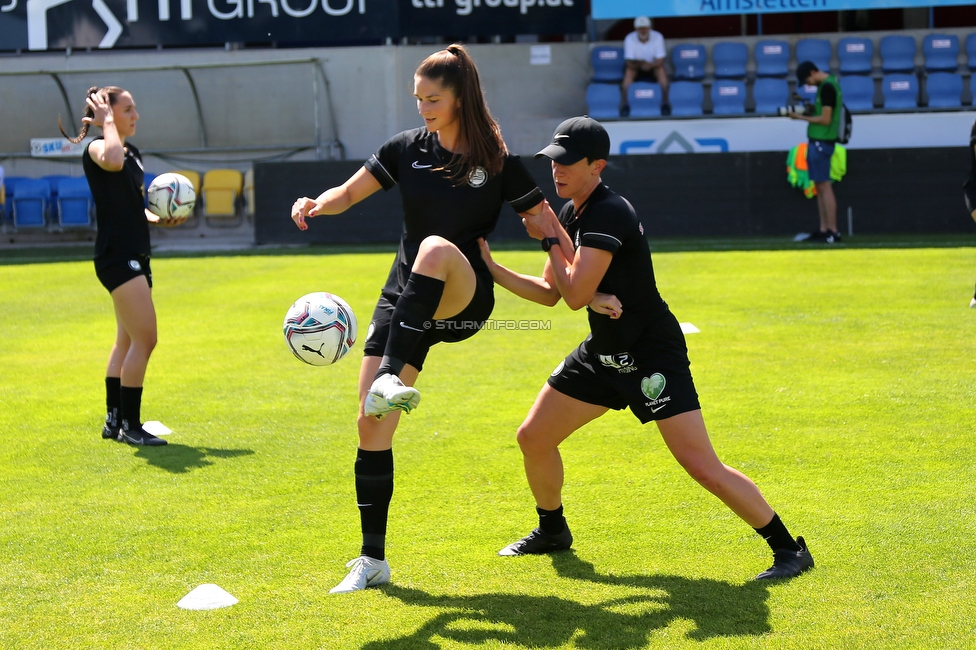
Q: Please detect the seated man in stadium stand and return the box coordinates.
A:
[789,61,843,243]
[620,16,670,117]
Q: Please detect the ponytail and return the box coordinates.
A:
[58,85,124,144]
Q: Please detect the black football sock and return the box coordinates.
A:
[754,513,802,552]
[105,377,121,429]
[537,505,566,535]
[119,386,143,432]
[356,448,394,561]
[376,273,445,380]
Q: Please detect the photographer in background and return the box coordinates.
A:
[789,61,843,244]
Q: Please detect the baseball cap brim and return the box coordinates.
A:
[535,144,585,165]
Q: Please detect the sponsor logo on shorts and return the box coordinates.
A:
[128,260,142,271]
[467,166,487,187]
[641,373,671,412]
[550,360,565,377]
[411,161,432,169]
[598,352,637,373]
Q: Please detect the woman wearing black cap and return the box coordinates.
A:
[290,44,545,593]
[480,116,814,581]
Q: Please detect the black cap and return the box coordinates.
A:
[535,116,611,165]
[796,60,818,84]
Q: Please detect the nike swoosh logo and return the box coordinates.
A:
[554,134,570,140]
[650,405,667,413]
[411,161,432,169]
[399,321,425,332]
[357,503,373,507]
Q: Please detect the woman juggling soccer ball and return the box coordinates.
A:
[60,86,187,447]
[290,44,545,593]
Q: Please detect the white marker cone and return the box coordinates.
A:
[177,584,238,610]
[142,421,172,436]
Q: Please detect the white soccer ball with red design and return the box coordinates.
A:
[282,292,358,366]
[147,172,196,220]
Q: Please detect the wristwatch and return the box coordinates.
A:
[541,237,560,252]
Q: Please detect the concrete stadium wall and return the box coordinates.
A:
[253,147,976,243]
[0,43,589,180]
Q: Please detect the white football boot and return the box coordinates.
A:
[363,373,421,418]
[329,556,391,594]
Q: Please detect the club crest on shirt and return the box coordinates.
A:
[467,166,487,188]
[598,352,638,373]
[366,321,376,342]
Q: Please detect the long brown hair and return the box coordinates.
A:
[416,44,507,183]
[58,85,125,144]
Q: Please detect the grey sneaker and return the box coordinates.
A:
[329,556,391,594]
[364,373,420,419]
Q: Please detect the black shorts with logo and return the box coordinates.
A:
[548,334,701,424]
[96,255,153,293]
[362,271,494,372]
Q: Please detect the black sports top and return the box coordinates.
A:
[364,127,544,296]
[558,183,677,356]
[83,137,150,270]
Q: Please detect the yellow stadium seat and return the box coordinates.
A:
[202,169,243,226]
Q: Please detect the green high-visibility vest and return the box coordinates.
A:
[808,75,842,142]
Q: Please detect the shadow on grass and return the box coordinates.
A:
[132,444,254,473]
[366,551,769,649]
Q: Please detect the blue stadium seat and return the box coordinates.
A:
[967,33,976,71]
[712,42,748,79]
[57,177,94,228]
[671,44,706,81]
[752,77,789,114]
[923,34,959,72]
[42,174,71,222]
[711,80,746,114]
[838,37,873,75]
[591,46,625,83]
[586,83,621,120]
[840,75,875,111]
[882,73,919,109]
[880,35,916,73]
[796,38,832,72]
[11,178,50,228]
[754,40,789,77]
[627,81,662,118]
[669,81,704,116]
[925,72,963,108]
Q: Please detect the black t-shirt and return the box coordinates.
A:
[558,183,679,356]
[818,83,837,110]
[364,127,543,296]
[83,137,150,269]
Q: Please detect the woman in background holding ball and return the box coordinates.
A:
[60,86,185,446]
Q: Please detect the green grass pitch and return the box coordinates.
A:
[1,240,974,649]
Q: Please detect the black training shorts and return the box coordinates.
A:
[96,255,153,293]
[548,336,701,424]
[362,271,494,372]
